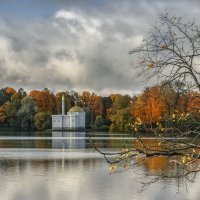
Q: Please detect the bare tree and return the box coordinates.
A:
[130,11,200,91]
[91,12,200,189]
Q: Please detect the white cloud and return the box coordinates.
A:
[54,10,102,39]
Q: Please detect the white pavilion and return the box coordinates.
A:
[52,95,85,131]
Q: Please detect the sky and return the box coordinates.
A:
[0,0,200,96]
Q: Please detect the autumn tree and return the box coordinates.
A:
[187,92,200,119]
[0,103,8,124]
[80,91,91,107]
[132,86,167,124]
[0,88,26,126]
[80,91,104,123]
[6,87,16,95]
[92,95,104,119]
[29,90,53,113]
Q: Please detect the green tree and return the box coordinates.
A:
[95,115,104,128]
[6,93,23,127]
[84,107,92,128]
[102,96,112,122]
[34,112,52,131]
[112,94,131,111]
[109,108,134,132]
[17,96,38,129]
[70,90,80,106]
[18,88,27,98]
[109,94,132,132]
[0,88,12,106]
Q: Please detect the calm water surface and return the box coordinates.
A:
[0,131,199,200]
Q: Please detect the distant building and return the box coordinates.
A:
[52,95,85,131]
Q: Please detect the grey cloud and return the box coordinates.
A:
[0,0,200,95]
[54,50,74,61]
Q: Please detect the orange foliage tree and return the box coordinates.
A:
[80,91,103,122]
[107,94,122,120]
[187,92,200,119]
[29,90,53,113]
[6,87,16,95]
[0,103,8,123]
[80,91,91,107]
[132,86,167,124]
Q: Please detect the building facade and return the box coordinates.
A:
[52,95,85,131]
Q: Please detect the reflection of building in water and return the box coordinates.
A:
[52,132,86,149]
[52,95,85,131]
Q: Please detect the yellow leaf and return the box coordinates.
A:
[147,63,155,68]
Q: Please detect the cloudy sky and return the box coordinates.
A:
[0,0,200,95]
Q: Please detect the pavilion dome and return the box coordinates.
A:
[69,106,84,112]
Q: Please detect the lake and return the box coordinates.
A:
[0,131,199,200]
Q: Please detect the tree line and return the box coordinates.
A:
[0,83,199,132]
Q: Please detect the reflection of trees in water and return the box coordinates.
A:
[143,157,169,173]
[34,140,52,149]
[0,140,51,149]
[90,136,200,190]
[91,137,132,150]
[0,158,106,175]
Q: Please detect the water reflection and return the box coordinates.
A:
[0,158,199,200]
[0,131,132,149]
[52,132,86,149]
[0,133,199,199]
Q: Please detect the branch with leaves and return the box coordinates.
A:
[89,113,200,188]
